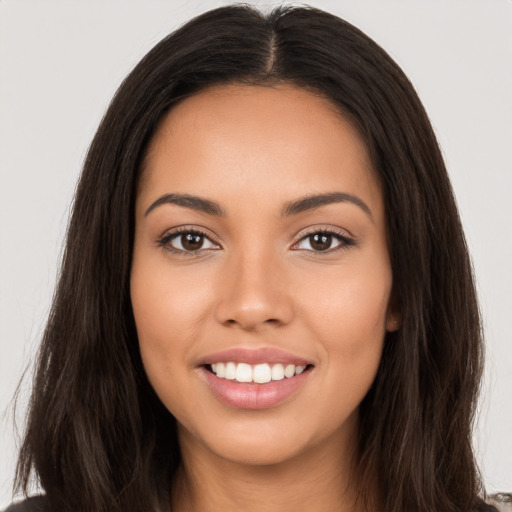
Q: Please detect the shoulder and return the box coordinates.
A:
[484,493,512,512]
[3,496,47,512]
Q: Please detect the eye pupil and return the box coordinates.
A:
[182,233,204,250]
[310,233,332,251]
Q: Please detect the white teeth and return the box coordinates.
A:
[210,362,309,383]
[271,364,285,381]
[225,362,236,380]
[253,364,271,384]
[215,362,225,378]
[284,364,296,378]
[235,363,253,383]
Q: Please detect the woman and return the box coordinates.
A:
[5,4,510,512]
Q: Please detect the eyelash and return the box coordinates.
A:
[295,228,356,253]
[156,226,356,257]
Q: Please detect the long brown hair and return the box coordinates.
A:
[16,5,487,511]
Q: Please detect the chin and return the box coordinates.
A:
[177,408,357,470]
[177,412,315,464]
[209,435,309,467]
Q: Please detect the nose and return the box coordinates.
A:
[214,250,294,332]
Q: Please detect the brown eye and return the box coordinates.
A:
[295,230,352,252]
[180,233,204,251]
[310,233,333,251]
[164,230,218,252]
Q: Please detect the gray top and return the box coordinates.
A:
[3,497,46,512]
[4,494,511,511]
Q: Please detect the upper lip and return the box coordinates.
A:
[198,347,314,367]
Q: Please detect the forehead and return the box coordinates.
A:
[140,84,382,217]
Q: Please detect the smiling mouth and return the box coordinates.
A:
[204,362,314,384]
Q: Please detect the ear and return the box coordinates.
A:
[386,312,401,332]
[385,288,401,332]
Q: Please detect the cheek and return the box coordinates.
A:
[130,255,213,349]
[297,257,391,396]
[301,259,391,343]
[321,283,388,353]
[129,248,217,410]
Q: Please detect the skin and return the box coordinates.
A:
[130,84,399,512]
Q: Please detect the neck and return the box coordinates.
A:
[171,424,368,512]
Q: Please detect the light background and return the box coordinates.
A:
[1,0,511,507]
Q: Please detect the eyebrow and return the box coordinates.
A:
[145,193,226,217]
[281,192,373,220]
[144,191,373,220]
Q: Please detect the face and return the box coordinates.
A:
[131,84,398,467]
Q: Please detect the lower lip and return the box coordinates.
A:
[200,367,312,410]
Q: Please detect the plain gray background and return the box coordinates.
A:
[1,0,511,507]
